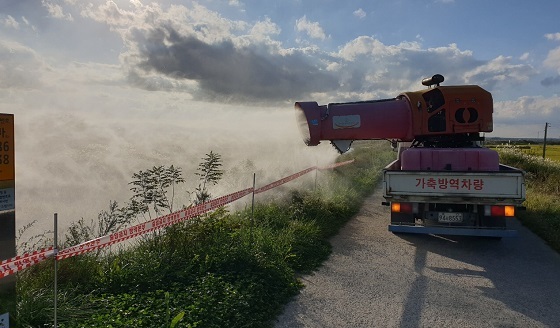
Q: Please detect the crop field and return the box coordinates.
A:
[489,144,560,163]
[522,144,560,162]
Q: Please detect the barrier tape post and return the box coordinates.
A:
[314,161,318,191]
[54,213,58,328]
[250,173,256,245]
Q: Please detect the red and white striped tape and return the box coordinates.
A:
[0,246,55,279]
[56,187,254,260]
[254,167,316,194]
[318,159,355,170]
[0,159,356,279]
[254,160,354,194]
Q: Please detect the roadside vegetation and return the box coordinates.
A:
[5,141,395,327]
[487,140,560,162]
[497,146,560,253]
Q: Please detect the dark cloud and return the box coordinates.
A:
[541,75,560,87]
[133,26,339,102]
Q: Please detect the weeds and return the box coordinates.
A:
[499,147,560,193]
[9,141,394,327]
[498,148,560,252]
[16,220,52,254]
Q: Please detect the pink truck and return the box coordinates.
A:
[296,75,525,238]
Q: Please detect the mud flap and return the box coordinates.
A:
[390,212,415,225]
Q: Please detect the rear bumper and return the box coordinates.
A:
[388,224,517,237]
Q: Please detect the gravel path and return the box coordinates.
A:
[275,189,560,327]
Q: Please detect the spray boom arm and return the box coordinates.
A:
[295,75,494,152]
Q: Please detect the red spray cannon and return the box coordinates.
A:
[295,75,494,152]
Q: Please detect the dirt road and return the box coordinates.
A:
[275,190,560,327]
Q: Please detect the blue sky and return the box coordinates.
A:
[1,1,560,228]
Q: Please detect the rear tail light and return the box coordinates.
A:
[391,202,413,213]
[504,205,515,217]
[485,205,515,217]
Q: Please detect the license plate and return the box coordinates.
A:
[438,212,463,223]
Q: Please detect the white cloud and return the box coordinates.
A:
[3,15,19,29]
[337,36,410,60]
[494,96,560,125]
[519,52,530,61]
[0,40,46,89]
[129,0,143,8]
[2,15,37,32]
[249,17,281,40]
[544,47,560,71]
[80,1,137,27]
[21,16,37,32]
[353,8,366,19]
[78,2,337,101]
[48,2,540,105]
[42,0,74,21]
[545,33,560,41]
[331,39,478,99]
[464,55,536,90]
[295,15,327,41]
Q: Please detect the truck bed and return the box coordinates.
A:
[383,159,526,205]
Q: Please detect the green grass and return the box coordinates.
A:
[5,140,395,327]
[498,148,560,252]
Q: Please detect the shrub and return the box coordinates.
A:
[10,141,394,327]
[498,148,560,252]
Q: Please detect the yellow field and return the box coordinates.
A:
[519,144,560,162]
[487,144,560,162]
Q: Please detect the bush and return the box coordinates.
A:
[10,141,394,327]
[498,147,560,193]
[498,148,560,252]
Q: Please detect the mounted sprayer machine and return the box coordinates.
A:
[295,74,525,238]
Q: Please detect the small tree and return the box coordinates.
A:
[129,165,185,219]
[194,151,223,204]
[64,217,94,247]
[97,200,131,237]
